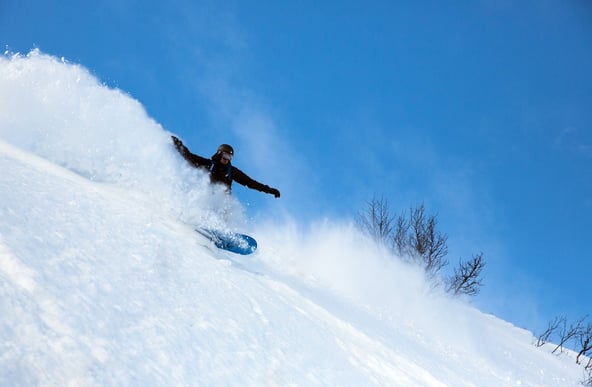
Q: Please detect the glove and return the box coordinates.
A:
[171,135,182,148]
[268,188,280,198]
[171,135,187,154]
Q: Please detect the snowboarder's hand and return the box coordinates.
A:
[171,135,182,148]
[269,188,280,198]
[171,135,187,154]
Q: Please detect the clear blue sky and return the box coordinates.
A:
[2,0,591,335]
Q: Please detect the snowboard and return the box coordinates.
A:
[196,228,257,255]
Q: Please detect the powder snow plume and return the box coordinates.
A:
[0,49,242,229]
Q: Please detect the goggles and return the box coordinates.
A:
[221,152,233,161]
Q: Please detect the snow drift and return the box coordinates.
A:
[0,50,585,385]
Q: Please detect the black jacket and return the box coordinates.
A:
[172,136,280,197]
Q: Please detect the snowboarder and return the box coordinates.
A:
[171,135,280,198]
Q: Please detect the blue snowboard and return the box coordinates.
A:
[196,228,257,255]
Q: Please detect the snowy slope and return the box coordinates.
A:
[0,51,586,386]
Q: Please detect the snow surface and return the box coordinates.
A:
[0,50,587,386]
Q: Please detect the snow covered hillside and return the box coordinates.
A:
[0,51,586,386]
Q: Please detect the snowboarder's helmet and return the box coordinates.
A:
[217,144,234,156]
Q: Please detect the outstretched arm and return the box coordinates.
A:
[171,136,211,168]
[232,167,281,198]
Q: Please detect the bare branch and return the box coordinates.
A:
[407,204,449,277]
[583,364,592,387]
[356,196,394,245]
[536,315,563,347]
[393,212,410,257]
[577,321,592,365]
[446,253,486,296]
[552,316,585,354]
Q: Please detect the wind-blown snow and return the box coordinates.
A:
[0,50,585,386]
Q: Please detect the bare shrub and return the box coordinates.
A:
[357,198,485,297]
[552,316,585,354]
